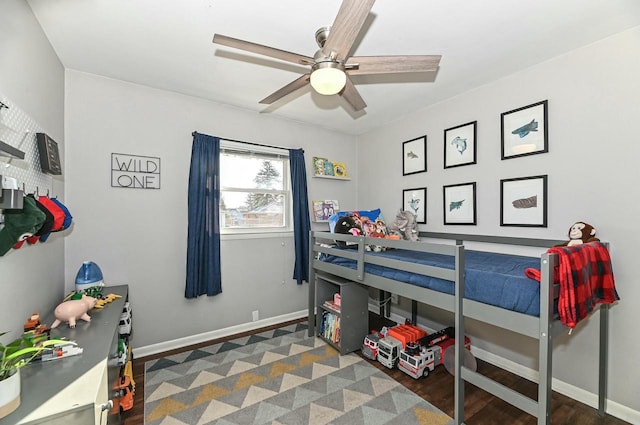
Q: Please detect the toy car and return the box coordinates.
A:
[123,359,135,394]
[117,337,129,366]
[111,376,134,414]
[122,302,132,320]
[118,315,132,336]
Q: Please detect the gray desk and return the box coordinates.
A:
[0,285,128,425]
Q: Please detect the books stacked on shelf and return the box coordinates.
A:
[320,311,341,344]
[323,299,340,313]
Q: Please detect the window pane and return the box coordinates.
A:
[221,192,285,228]
[221,152,284,190]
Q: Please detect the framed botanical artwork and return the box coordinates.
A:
[500,175,548,227]
[402,187,427,224]
[444,121,477,169]
[402,135,427,176]
[443,182,476,225]
[501,100,548,159]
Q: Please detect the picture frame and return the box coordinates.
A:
[443,182,476,225]
[402,135,427,176]
[500,175,547,227]
[402,187,427,224]
[501,100,548,159]
[444,121,477,169]
[311,199,340,222]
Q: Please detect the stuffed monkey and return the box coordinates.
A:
[555,222,600,247]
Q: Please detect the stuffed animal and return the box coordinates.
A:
[334,216,362,248]
[555,221,600,247]
[51,295,97,328]
[387,210,419,242]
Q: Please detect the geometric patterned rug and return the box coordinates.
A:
[144,322,453,425]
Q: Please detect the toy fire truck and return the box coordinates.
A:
[397,326,471,379]
[361,327,389,361]
[376,323,427,369]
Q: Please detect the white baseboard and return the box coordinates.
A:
[133,309,308,359]
[368,303,640,424]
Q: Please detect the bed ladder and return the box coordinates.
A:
[453,251,610,425]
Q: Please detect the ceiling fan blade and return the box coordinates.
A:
[213,34,314,66]
[341,75,367,111]
[259,74,311,104]
[322,0,375,60]
[346,55,442,75]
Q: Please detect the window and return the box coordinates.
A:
[219,141,291,234]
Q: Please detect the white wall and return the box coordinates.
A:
[64,70,357,348]
[356,27,640,418]
[0,0,65,339]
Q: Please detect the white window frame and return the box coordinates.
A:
[219,140,292,236]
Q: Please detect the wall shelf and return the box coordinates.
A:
[0,139,25,160]
[313,174,351,181]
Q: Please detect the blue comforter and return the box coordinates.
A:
[319,248,545,316]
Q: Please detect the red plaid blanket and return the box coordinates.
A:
[528,242,619,328]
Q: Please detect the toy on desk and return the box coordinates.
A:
[63,289,121,309]
[24,312,41,331]
[50,295,97,329]
[64,285,104,302]
[22,313,51,341]
[40,341,83,361]
[93,293,122,309]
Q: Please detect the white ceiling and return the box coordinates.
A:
[27,0,640,136]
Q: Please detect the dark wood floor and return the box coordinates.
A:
[122,315,629,425]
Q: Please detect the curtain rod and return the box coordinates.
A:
[192,131,301,152]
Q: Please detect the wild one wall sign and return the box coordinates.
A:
[111,153,161,189]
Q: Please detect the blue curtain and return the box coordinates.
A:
[289,149,311,284]
[186,132,222,298]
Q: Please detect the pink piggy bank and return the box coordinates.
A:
[51,295,97,328]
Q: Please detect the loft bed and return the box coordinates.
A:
[307,230,613,425]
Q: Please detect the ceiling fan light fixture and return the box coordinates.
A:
[310,62,346,95]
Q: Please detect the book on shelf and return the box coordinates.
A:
[320,311,341,344]
[312,157,328,175]
[323,300,340,312]
[312,199,339,222]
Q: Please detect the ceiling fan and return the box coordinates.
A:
[212,0,441,112]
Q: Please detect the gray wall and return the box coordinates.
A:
[63,70,358,348]
[0,0,65,341]
[355,26,640,417]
